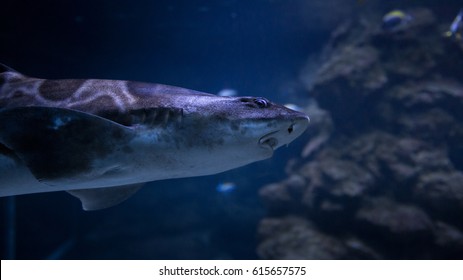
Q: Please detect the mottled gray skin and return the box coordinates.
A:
[0,64,309,209]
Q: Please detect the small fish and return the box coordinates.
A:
[382,10,412,32]
[217,88,238,97]
[216,182,237,193]
[284,103,303,112]
[444,9,463,41]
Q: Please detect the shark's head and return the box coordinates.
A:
[210,96,309,158]
[148,93,310,175]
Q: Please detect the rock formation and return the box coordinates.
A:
[258,7,463,259]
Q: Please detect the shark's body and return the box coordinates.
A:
[0,64,309,210]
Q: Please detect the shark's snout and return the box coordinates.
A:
[291,115,310,137]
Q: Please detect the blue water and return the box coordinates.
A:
[1,0,463,259]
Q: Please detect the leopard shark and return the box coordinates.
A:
[0,63,309,210]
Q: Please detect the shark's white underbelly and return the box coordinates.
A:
[0,143,266,197]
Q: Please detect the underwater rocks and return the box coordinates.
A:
[381,81,463,146]
[314,45,385,89]
[307,8,463,135]
[257,216,380,259]
[258,7,463,259]
[262,131,462,214]
[355,197,434,243]
[433,222,463,256]
[299,102,334,159]
[414,171,463,220]
[259,130,463,258]
[257,216,347,259]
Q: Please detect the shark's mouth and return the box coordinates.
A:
[259,130,279,150]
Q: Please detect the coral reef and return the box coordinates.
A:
[258,7,463,259]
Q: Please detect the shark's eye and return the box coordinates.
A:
[254,98,269,108]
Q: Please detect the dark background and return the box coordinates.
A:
[1,0,462,259]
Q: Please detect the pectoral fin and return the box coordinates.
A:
[68,184,143,211]
[0,106,135,185]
